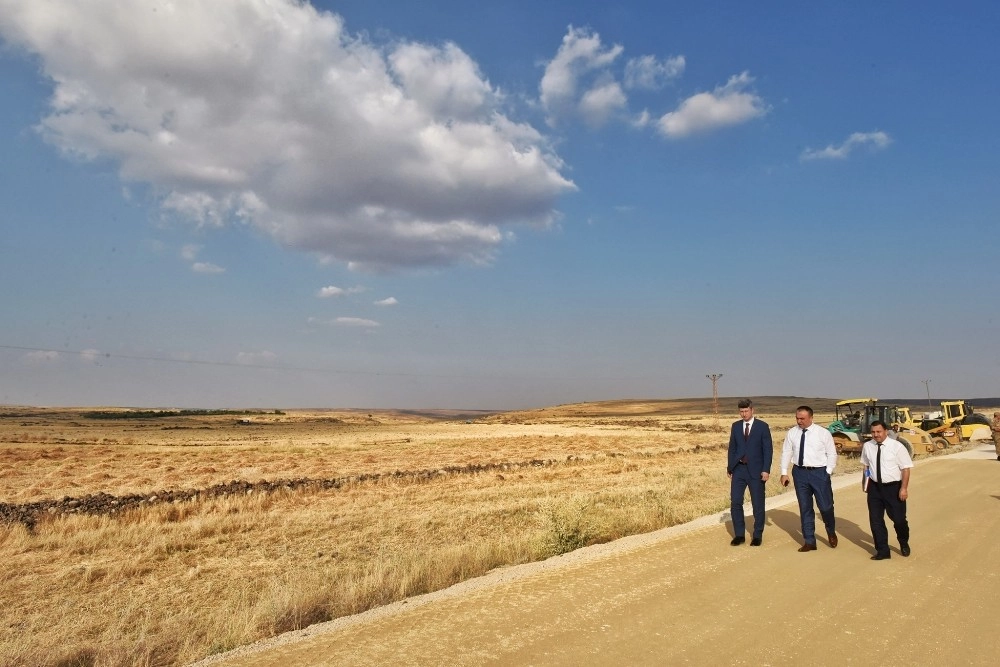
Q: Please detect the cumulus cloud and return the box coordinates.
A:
[579,79,627,128]
[180,244,200,261]
[801,131,892,161]
[317,285,364,298]
[191,262,225,274]
[0,0,575,271]
[624,55,685,90]
[657,72,767,138]
[336,317,380,328]
[540,26,626,127]
[374,297,398,306]
[389,42,497,120]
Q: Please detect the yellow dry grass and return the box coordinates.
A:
[0,399,951,666]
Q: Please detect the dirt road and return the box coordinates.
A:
[197,444,1000,666]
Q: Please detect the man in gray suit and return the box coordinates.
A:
[727,399,773,546]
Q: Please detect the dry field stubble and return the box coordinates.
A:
[1,400,858,665]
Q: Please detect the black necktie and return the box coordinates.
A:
[876,443,883,483]
[744,422,750,440]
[798,429,806,467]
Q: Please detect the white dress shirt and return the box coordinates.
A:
[780,423,838,475]
[860,437,913,483]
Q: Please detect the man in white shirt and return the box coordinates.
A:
[861,420,913,560]
[779,405,839,552]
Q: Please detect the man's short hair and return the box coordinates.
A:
[796,405,814,416]
[870,420,887,430]
[738,399,753,409]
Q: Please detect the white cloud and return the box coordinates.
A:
[657,72,767,138]
[540,26,625,127]
[801,131,892,161]
[180,244,200,261]
[80,348,101,362]
[374,297,398,306]
[0,0,574,272]
[317,286,346,298]
[237,350,277,365]
[191,262,224,274]
[579,79,627,128]
[178,243,223,273]
[389,42,496,120]
[631,109,652,128]
[336,317,380,328]
[624,55,685,90]
[25,350,59,363]
[317,285,364,298]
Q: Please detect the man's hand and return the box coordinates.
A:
[761,472,770,482]
[780,474,789,487]
[727,472,732,479]
[899,487,908,501]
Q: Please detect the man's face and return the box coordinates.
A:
[795,410,813,428]
[739,406,753,421]
[872,424,888,443]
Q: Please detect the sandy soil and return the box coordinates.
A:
[193,442,1000,666]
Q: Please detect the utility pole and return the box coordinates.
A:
[921,379,932,409]
[706,374,723,422]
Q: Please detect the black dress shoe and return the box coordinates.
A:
[730,536,746,546]
[871,553,891,560]
[750,537,762,546]
[901,544,911,557]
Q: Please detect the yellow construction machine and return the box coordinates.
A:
[827,399,939,456]
[919,400,992,446]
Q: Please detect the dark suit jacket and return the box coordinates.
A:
[727,419,773,477]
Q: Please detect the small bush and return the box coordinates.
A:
[542,497,592,555]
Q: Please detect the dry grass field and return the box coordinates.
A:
[0,397,975,666]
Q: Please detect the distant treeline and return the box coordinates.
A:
[83,409,285,419]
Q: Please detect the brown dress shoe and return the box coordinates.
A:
[828,532,838,548]
[798,543,817,552]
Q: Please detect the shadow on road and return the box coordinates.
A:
[763,508,874,552]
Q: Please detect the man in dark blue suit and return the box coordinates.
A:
[727,399,773,546]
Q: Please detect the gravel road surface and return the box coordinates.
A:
[194,443,1000,666]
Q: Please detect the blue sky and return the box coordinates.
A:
[1,0,997,409]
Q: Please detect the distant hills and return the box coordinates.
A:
[883,398,1000,409]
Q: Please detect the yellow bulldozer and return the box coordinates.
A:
[918,400,992,447]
